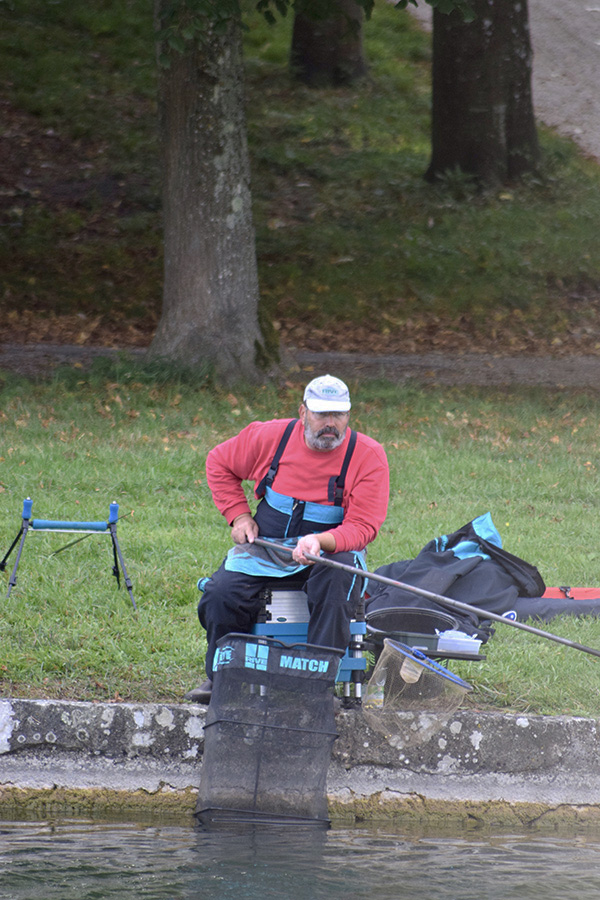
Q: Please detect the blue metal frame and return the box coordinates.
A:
[0,497,136,609]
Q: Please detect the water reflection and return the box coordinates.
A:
[1,816,600,899]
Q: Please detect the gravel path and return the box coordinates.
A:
[527,0,600,162]
[294,350,600,389]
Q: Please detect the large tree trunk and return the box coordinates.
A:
[290,0,368,86]
[149,10,266,383]
[426,0,539,186]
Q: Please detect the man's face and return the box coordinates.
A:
[299,404,350,451]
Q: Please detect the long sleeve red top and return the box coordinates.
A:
[206,418,389,553]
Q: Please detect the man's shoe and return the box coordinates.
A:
[183,679,212,704]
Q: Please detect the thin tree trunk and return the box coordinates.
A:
[290,0,368,87]
[426,0,539,185]
[150,10,266,382]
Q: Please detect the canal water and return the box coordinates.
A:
[2,815,600,899]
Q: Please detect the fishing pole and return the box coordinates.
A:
[253,537,600,660]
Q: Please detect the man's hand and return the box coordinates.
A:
[292,534,323,565]
[231,513,259,544]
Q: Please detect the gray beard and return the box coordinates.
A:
[304,421,347,451]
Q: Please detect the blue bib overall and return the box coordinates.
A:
[198,421,367,677]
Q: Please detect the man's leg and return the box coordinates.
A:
[305,551,365,651]
[197,562,266,679]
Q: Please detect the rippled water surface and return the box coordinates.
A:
[2,816,600,899]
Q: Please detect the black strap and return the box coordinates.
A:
[257,421,358,507]
[255,419,298,497]
[330,429,357,506]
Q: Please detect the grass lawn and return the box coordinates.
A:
[2,364,600,717]
[2,2,600,717]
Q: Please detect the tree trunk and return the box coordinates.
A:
[290,0,368,87]
[426,0,539,186]
[149,10,267,383]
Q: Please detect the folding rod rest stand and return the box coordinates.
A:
[0,497,136,610]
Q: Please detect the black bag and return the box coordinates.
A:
[365,515,546,640]
[432,517,546,598]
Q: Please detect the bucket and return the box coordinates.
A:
[362,638,472,745]
[365,606,460,653]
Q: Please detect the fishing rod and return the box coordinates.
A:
[253,537,600,660]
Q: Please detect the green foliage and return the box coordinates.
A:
[258,0,375,24]
[154,0,468,64]
[155,0,242,65]
[245,4,600,347]
[428,0,474,20]
[155,0,377,65]
[396,0,475,21]
[2,1,600,351]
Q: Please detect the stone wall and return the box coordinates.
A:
[1,698,599,824]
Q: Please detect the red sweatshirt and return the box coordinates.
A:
[206,418,389,553]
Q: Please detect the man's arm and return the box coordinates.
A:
[321,438,390,554]
[206,419,294,536]
[205,420,272,526]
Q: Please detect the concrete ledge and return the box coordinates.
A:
[331,708,600,827]
[0,697,204,817]
[1,698,599,823]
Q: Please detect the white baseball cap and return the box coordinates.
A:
[303,374,351,412]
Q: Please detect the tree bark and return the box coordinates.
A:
[149,10,267,382]
[426,0,539,186]
[290,0,368,87]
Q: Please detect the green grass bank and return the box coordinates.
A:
[2,2,600,719]
[2,365,600,718]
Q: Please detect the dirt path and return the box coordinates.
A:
[3,341,600,389]
[294,349,600,389]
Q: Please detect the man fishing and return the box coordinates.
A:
[184,374,390,703]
